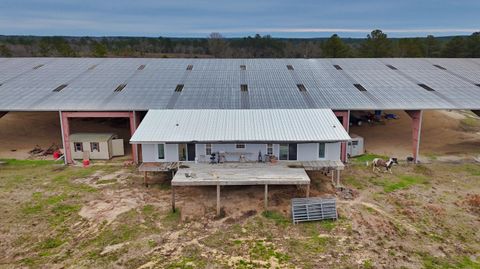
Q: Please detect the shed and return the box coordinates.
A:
[70,133,124,160]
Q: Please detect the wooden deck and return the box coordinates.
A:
[302,160,344,171]
[138,162,179,172]
[171,162,311,186]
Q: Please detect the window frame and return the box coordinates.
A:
[73,142,83,152]
[266,143,273,155]
[205,143,212,155]
[157,144,165,160]
[90,142,100,152]
[235,144,246,150]
[318,143,326,159]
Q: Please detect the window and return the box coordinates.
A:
[333,64,343,70]
[279,144,288,160]
[318,143,325,158]
[236,144,246,150]
[90,142,100,152]
[286,65,294,70]
[175,84,184,92]
[205,144,212,155]
[241,84,248,92]
[114,83,127,92]
[74,142,83,152]
[267,144,273,155]
[353,84,367,92]
[352,141,359,146]
[240,65,246,70]
[157,144,165,159]
[297,84,307,92]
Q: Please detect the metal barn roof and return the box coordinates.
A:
[130,109,351,143]
[0,58,479,111]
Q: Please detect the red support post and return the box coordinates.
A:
[333,110,350,163]
[405,110,423,163]
[129,111,139,164]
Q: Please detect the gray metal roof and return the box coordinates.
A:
[130,109,350,143]
[0,57,479,111]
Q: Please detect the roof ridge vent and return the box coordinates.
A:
[175,84,184,92]
[287,65,294,70]
[240,84,248,92]
[333,65,343,70]
[418,83,435,92]
[240,65,246,70]
[186,65,193,70]
[53,84,68,92]
[297,84,307,92]
[33,64,44,70]
[138,64,146,70]
[386,64,398,70]
[433,64,447,70]
[353,84,367,92]
[114,83,127,92]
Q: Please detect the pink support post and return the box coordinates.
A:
[405,110,423,163]
[60,112,72,164]
[129,111,139,164]
[333,110,350,163]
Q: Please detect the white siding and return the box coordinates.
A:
[141,142,343,163]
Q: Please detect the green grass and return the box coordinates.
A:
[352,153,388,163]
[373,175,428,193]
[420,252,480,269]
[0,158,63,166]
[262,210,290,226]
[249,240,290,263]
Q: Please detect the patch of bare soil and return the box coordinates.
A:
[350,110,480,159]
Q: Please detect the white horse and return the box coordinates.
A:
[372,157,398,173]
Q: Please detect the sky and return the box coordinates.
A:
[0,0,479,38]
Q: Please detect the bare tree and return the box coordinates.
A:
[208,32,227,58]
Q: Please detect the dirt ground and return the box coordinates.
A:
[350,110,480,159]
[0,112,132,159]
[0,158,479,268]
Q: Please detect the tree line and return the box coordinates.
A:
[0,30,479,58]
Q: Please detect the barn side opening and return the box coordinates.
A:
[0,111,144,162]
[348,110,480,162]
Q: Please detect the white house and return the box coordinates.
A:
[130,109,350,163]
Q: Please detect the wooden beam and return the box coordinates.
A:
[264,184,268,210]
[216,185,221,216]
[171,186,176,212]
[62,111,132,118]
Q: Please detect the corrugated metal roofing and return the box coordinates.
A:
[130,109,350,143]
[70,133,116,142]
[0,58,479,111]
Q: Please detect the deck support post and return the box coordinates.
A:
[336,169,341,187]
[264,184,269,210]
[171,186,176,212]
[405,110,423,163]
[143,171,148,187]
[333,110,350,163]
[216,185,221,216]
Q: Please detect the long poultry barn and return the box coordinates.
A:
[0,57,480,167]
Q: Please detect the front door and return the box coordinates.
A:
[288,143,297,160]
[187,143,196,161]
